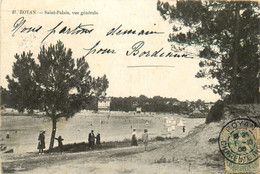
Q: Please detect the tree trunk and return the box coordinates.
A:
[49,118,56,150]
[231,3,240,104]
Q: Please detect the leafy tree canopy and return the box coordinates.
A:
[157,0,260,104]
[6,40,109,149]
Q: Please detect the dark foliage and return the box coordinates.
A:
[206,100,225,124]
[157,1,260,104]
[6,41,109,149]
[110,95,209,114]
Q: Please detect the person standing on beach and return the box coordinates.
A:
[6,131,10,139]
[37,131,45,154]
[131,129,138,146]
[88,130,95,149]
[96,133,101,145]
[55,136,64,152]
[142,129,148,151]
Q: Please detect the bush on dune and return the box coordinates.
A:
[155,136,165,141]
[206,100,225,124]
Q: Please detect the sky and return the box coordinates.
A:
[1,0,220,102]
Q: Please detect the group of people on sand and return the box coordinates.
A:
[37,131,64,154]
[132,128,149,151]
[37,130,102,154]
[37,128,147,154]
[88,130,101,149]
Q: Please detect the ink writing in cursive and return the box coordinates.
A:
[83,41,116,57]
[106,24,164,36]
[11,17,94,43]
[42,21,94,42]
[12,17,42,37]
[126,41,194,58]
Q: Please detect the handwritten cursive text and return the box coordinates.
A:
[42,21,94,42]
[126,41,193,58]
[83,41,116,57]
[12,17,42,37]
[106,24,164,36]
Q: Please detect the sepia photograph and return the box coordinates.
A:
[0,0,260,173]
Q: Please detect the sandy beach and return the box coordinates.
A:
[1,111,224,174]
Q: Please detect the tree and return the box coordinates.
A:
[6,41,109,150]
[6,52,40,113]
[0,86,11,108]
[157,1,260,104]
[206,100,225,124]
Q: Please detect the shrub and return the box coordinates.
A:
[208,138,218,144]
[206,100,225,124]
[155,136,165,141]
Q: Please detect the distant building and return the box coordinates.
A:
[0,104,6,111]
[165,101,171,105]
[136,107,142,113]
[172,101,181,106]
[144,102,150,105]
[98,97,111,112]
[132,101,138,108]
[205,102,214,110]
[189,108,204,118]
[185,100,191,107]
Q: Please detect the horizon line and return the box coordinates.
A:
[127,65,175,68]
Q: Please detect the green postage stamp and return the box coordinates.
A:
[219,118,260,174]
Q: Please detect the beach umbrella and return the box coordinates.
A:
[177,119,185,127]
[171,120,176,125]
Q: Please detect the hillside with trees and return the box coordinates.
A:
[110,95,210,114]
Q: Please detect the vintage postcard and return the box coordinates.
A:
[0,0,259,173]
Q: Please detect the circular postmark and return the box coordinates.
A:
[218,118,259,164]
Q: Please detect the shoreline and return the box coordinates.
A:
[1,130,223,174]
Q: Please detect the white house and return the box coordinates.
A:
[136,107,142,113]
[98,97,111,112]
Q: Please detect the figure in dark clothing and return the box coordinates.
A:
[88,130,95,149]
[6,132,10,139]
[37,131,45,154]
[131,129,138,146]
[55,136,64,152]
[183,126,186,133]
[96,133,101,145]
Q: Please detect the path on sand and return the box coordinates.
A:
[2,141,169,173]
[2,140,223,174]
